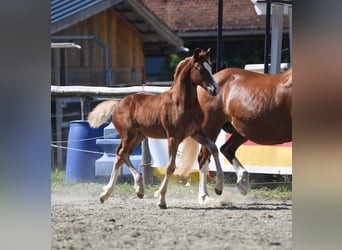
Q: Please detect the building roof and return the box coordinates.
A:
[51,0,184,54]
[141,0,289,37]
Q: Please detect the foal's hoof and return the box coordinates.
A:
[137,192,144,199]
[99,197,105,204]
[158,204,167,209]
[198,194,214,205]
[215,188,223,195]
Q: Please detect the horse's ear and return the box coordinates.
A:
[193,48,201,61]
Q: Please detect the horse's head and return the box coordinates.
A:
[190,48,218,96]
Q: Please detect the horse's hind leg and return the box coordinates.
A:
[220,132,249,195]
[121,154,144,199]
[154,137,179,209]
[196,146,213,204]
[123,135,145,199]
[100,149,124,203]
[192,129,224,196]
[198,160,214,204]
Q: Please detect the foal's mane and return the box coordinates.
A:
[169,57,192,89]
[173,56,192,81]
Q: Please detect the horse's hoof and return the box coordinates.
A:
[158,204,167,209]
[135,176,144,198]
[198,194,214,205]
[237,171,249,195]
[100,197,105,204]
[215,188,223,195]
[237,184,248,196]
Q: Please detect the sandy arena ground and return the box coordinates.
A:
[52,183,291,250]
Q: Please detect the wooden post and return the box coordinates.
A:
[141,138,153,185]
[80,96,91,120]
[54,48,63,167]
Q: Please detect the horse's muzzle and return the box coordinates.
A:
[208,81,219,96]
[209,87,217,96]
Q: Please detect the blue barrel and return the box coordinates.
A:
[65,120,108,182]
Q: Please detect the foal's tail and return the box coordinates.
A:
[176,137,199,177]
[88,99,118,128]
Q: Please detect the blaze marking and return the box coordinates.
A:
[203,61,219,90]
[203,61,213,75]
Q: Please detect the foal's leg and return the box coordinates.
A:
[220,132,249,195]
[121,154,144,198]
[196,146,212,204]
[123,135,145,199]
[154,137,179,209]
[198,160,214,204]
[100,146,124,203]
[192,129,224,195]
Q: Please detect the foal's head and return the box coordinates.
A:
[190,48,218,96]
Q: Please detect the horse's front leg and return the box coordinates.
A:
[220,132,249,195]
[192,129,224,195]
[154,137,179,209]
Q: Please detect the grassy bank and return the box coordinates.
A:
[51,168,291,200]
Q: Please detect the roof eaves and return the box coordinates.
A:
[177,28,289,38]
[125,0,183,50]
[178,29,264,38]
[51,0,123,34]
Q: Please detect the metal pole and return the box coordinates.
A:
[288,5,292,66]
[264,0,271,73]
[270,3,284,74]
[216,0,223,73]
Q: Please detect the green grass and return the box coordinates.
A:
[51,168,291,200]
[250,186,292,200]
[51,168,160,195]
[51,168,103,194]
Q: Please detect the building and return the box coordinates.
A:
[51,0,184,165]
[142,0,291,77]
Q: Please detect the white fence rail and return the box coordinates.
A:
[51,85,170,97]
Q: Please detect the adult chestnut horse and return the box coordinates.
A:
[178,67,292,204]
[88,48,224,209]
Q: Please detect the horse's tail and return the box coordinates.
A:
[88,99,118,128]
[176,136,199,177]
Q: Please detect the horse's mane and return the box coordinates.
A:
[169,56,192,89]
[173,57,192,81]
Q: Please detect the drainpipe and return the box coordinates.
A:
[51,35,113,86]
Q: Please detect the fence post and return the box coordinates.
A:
[141,138,153,185]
